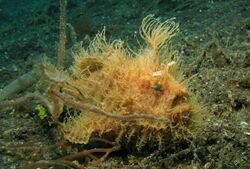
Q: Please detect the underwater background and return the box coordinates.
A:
[0,0,249,168]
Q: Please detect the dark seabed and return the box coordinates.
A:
[0,0,249,168]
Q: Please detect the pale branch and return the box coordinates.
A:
[51,88,172,125]
[0,92,54,114]
[0,70,38,101]
[25,159,86,169]
[58,0,67,69]
[59,146,120,161]
[89,137,115,145]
